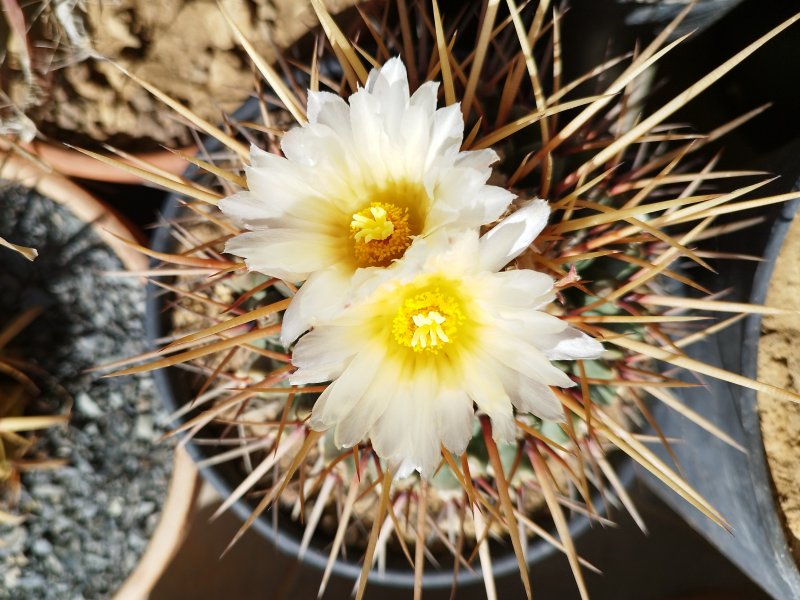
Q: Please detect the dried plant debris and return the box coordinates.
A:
[1,0,361,150]
[0,305,69,527]
[0,188,173,599]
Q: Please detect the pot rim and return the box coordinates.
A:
[0,154,148,271]
[112,448,201,600]
[740,191,800,584]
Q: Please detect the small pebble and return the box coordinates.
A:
[75,392,104,419]
[135,415,155,440]
[31,539,52,557]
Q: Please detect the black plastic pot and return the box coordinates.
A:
[640,194,800,600]
[617,0,744,36]
[145,94,638,589]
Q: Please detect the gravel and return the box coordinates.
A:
[0,187,174,599]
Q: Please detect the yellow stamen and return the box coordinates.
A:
[410,311,449,349]
[350,202,412,268]
[392,289,464,354]
[351,205,394,242]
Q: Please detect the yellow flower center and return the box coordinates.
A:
[351,205,394,242]
[392,289,464,353]
[350,202,412,268]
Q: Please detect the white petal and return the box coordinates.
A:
[240,146,333,219]
[427,167,514,232]
[493,310,569,343]
[280,123,351,174]
[225,229,341,281]
[333,364,397,448]
[398,103,431,177]
[478,199,551,272]
[461,357,516,444]
[486,332,576,389]
[418,229,481,278]
[538,327,605,361]
[394,458,419,480]
[434,389,474,455]
[290,325,365,384]
[454,147,500,174]
[307,90,350,126]
[219,189,340,234]
[348,90,389,184]
[495,363,565,422]
[218,191,274,224]
[425,103,464,168]
[308,342,388,429]
[366,56,409,97]
[409,81,439,117]
[490,411,518,445]
[479,269,555,309]
[370,367,443,477]
[280,265,352,347]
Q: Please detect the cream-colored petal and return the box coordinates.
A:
[426,103,463,168]
[398,103,431,178]
[453,147,500,175]
[290,324,365,385]
[245,145,321,207]
[477,269,555,308]
[478,199,550,272]
[333,363,397,448]
[225,229,341,281]
[307,90,350,126]
[366,56,409,98]
[218,190,277,224]
[348,90,389,185]
[280,124,355,186]
[460,355,516,444]
[494,313,568,348]
[308,342,388,429]
[537,327,605,361]
[409,81,439,117]
[495,363,565,422]
[219,190,339,235]
[426,168,514,232]
[434,388,474,455]
[485,331,576,389]
[369,366,443,477]
[280,265,352,347]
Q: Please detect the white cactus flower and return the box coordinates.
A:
[219,57,514,346]
[290,202,604,477]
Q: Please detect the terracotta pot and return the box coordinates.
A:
[113,448,201,600]
[0,152,202,599]
[23,141,197,185]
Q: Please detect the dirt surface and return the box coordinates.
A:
[758,210,800,565]
[28,0,358,150]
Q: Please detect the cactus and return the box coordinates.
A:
[92,2,800,598]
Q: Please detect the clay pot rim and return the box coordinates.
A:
[24,140,197,185]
